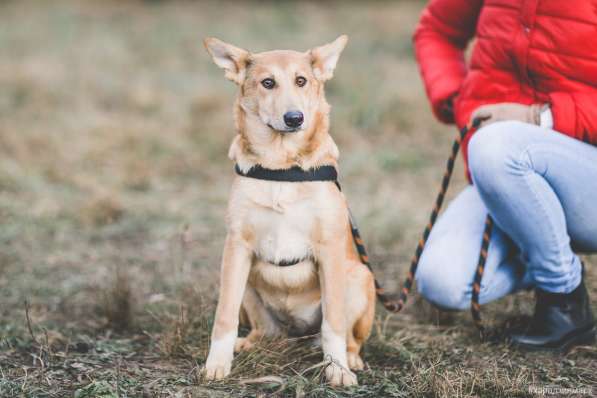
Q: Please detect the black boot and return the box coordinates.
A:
[509,275,595,352]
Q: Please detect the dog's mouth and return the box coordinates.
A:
[267,124,301,134]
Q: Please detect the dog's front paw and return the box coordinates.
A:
[325,361,358,387]
[201,360,232,381]
[201,332,235,381]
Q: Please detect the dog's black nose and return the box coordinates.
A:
[283,111,304,129]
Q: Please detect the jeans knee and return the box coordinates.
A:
[416,250,471,311]
[468,121,528,189]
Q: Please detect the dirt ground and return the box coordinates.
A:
[0,1,595,397]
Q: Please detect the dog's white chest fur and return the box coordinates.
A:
[240,180,324,334]
[247,183,316,264]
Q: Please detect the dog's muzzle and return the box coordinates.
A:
[267,123,300,134]
[265,111,303,133]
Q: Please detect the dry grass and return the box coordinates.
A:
[0,1,595,397]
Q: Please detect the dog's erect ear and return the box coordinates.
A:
[309,35,348,82]
[204,37,250,84]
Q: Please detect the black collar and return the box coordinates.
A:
[235,164,337,182]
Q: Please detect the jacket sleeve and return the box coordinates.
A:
[549,91,597,145]
[413,0,483,123]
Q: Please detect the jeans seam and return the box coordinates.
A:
[516,147,574,289]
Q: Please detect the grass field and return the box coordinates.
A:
[0,1,595,397]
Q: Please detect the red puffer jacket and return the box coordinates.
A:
[414,0,597,172]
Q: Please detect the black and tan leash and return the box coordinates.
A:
[345,118,494,337]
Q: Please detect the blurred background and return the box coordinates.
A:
[1,1,594,397]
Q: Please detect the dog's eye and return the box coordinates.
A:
[296,76,307,87]
[261,78,275,89]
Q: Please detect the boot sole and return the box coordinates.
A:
[511,324,596,353]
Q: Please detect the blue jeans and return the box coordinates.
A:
[416,121,597,310]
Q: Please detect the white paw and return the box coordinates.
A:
[325,361,358,387]
[201,360,231,381]
[202,332,235,381]
[347,352,364,371]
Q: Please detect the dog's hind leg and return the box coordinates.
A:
[235,284,280,352]
[345,262,375,371]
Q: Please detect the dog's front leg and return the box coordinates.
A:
[318,242,358,387]
[203,233,252,380]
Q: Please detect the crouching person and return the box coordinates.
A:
[412,0,597,351]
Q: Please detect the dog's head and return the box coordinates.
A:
[204,36,347,136]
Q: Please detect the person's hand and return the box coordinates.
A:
[438,95,456,123]
[471,103,542,127]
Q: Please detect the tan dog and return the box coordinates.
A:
[202,35,375,387]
